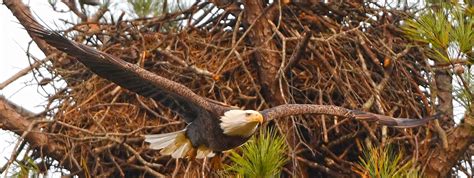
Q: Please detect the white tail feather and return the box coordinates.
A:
[145,129,191,158]
[172,141,192,158]
[196,147,215,159]
[145,129,215,159]
[144,130,186,150]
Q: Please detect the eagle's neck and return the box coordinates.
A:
[219,110,262,137]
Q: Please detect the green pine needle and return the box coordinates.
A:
[227,129,288,178]
[354,144,420,178]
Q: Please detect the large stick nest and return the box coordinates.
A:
[32,1,432,177]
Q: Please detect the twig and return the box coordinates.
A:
[61,0,87,21]
[214,5,274,75]
[233,51,267,105]
[157,49,214,77]
[296,156,344,177]
[89,5,108,22]
[107,149,125,177]
[284,27,312,74]
[1,119,41,176]
[0,56,50,90]
[109,138,163,169]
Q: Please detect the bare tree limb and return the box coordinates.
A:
[0,95,36,117]
[424,114,474,177]
[0,97,80,174]
[0,56,51,90]
[61,0,87,21]
[284,27,311,74]
[242,1,282,105]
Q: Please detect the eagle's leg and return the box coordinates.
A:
[209,152,224,170]
[187,147,197,160]
[184,148,198,176]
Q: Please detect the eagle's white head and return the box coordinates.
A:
[220,110,264,137]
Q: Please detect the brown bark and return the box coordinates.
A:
[2,1,82,173]
[242,1,284,105]
[0,98,79,173]
[435,69,455,129]
[241,1,307,176]
[424,115,474,177]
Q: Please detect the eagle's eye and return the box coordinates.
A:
[245,113,252,116]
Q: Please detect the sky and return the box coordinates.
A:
[0,1,128,176]
[0,1,186,176]
[0,1,63,176]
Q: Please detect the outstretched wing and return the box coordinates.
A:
[260,104,436,128]
[26,21,214,123]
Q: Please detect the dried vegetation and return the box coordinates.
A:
[22,1,435,177]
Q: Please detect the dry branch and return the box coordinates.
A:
[2,0,469,177]
[0,56,51,90]
[0,97,79,174]
[424,114,474,177]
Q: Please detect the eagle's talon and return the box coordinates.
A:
[187,148,197,160]
[209,153,224,170]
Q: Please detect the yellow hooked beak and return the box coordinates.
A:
[247,112,264,124]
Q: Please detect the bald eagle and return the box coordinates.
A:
[25,22,435,159]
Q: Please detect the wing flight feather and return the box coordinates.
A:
[261,104,436,128]
[25,20,212,123]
